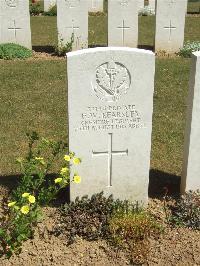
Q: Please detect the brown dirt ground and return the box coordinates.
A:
[0,185,200,266]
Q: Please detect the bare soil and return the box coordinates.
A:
[0,186,200,266]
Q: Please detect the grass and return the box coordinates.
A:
[0,15,199,180]
[187,1,200,14]
[30,15,200,48]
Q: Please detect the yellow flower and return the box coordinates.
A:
[60,167,69,175]
[8,201,16,207]
[73,175,81,184]
[35,157,45,165]
[54,177,63,184]
[28,195,36,204]
[73,157,81,165]
[64,155,71,162]
[22,192,30,198]
[20,205,30,214]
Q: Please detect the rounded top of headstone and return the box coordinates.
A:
[67,47,155,58]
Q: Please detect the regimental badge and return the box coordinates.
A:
[93,61,131,102]
[5,0,18,7]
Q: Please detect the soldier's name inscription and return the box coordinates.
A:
[75,104,145,131]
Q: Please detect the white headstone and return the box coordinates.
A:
[57,0,88,51]
[67,47,155,205]
[0,0,31,49]
[108,0,138,47]
[148,0,155,11]
[181,51,200,193]
[44,0,56,12]
[155,0,187,53]
[88,0,103,12]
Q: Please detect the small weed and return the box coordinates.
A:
[139,6,155,16]
[178,41,200,58]
[170,190,200,229]
[54,34,74,56]
[43,5,57,16]
[30,2,42,16]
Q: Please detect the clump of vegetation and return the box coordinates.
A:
[54,34,74,56]
[109,204,162,264]
[43,4,57,16]
[30,2,42,16]
[0,43,32,60]
[138,6,155,16]
[54,192,115,243]
[54,192,162,264]
[170,190,200,229]
[0,131,82,258]
[178,41,200,58]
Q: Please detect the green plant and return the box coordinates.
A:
[0,131,82,258]
[43,4,57,16]
[108,206,162,264]
[0,195,42,258]
[0,43,32,60]
[30,2,42,16]
[54,193,162,264]
[139,6,155,16]
[54,192,116,243]
[178,41,200,58]
[54,34,74,56]
[12,131,81,206]
[170,190,200,229]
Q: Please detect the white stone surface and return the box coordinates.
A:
[155,0,187,53]
[138,0,144,10]
[88,0,103,12]
[181,51,200,193]
[67,47,155,205]
[0,0,31,49]
[57,0,88,51]
[148,0,155,10]
[108,0,138,47]
[44,0,56,12]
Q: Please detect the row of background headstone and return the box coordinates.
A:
[0,0,188,53]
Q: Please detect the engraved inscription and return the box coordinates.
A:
[5,0,18,7]
[64,0,80,8]
[92,133,128,187]
[75,104,145,132]
[118,0,129,6]
[93,61,131,102]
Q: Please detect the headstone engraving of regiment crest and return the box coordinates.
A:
[93,61,131,102]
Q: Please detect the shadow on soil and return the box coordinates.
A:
[0,173,70,205]
[32,45,55,53]
[0,169,180,202]
[149,169,180,198]
[138,44,154,51]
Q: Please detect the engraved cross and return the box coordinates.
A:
[65,19,80,35]
[8,20,21,40]
[92,133,128,187]
[117,19,130,45]
[164,20,176,41]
